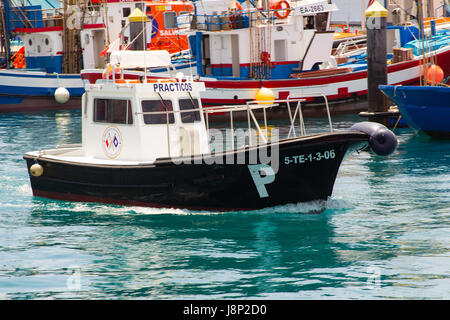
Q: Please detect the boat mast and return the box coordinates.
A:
[0,0,11,68]
[62,0,85,74]
[248,0,272,80]
[361,0,366,29]
[1,0,34,69]
[416,0,427,85]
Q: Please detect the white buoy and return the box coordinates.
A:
[30,163,44,177]
[176,72,184,80]
[54,87,70,104]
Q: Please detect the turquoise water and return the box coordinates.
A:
[0,110,449,299]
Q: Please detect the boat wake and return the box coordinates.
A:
[247,198,355,215]
[29,197,354,216]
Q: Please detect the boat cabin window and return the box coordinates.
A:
[142,99,175,124]
[304,16,315,30]
[122,8,131,18]
[164,11,177,29]
[179,98,201,123]
[315,13,328,32]
[94,99,133,125]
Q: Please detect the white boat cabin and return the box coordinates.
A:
[180,0,340,79]
[81,50,209,164]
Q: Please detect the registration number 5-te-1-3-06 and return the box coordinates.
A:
[284,149,336,165]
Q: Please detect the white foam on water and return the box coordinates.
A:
[108,205,193,216]
[249,197,355,215]
[17,183,32,196]
[26,194,355,216]
[63,202,195,216]
[325,197,355,210]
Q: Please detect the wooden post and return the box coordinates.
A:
[365,1,388,124]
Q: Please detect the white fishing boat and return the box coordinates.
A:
[81,0,450,118]
[0,0,193,113]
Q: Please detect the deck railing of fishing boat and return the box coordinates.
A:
[6,4,102,30]
[134,93,333,154]
[177,7,294,32]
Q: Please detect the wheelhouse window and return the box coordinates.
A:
[315,13,328,32]
[94,98,133,124]
[304,16,315,29]
[179,98,201,123]
[142,99,175,124]
[122,8,131,18]
[164,11,177,29]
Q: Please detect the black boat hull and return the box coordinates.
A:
[24,132,369,211]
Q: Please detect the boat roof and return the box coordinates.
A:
[294,0,339,15]
[110,50,172,69]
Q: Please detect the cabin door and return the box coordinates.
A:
[231,34,240,77]
[92,30,106,68]
[202,35,211,76]
[81,29,106,69]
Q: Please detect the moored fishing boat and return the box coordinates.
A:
[171,0,450,110]
[82,0,450,117]
[24,51,398,211]
[380,84,450,138]
[0,0,193,113]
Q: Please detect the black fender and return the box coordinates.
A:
[350,121,398,156]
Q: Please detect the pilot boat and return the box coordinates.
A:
[23,51,397,211]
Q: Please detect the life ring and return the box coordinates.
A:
[235,2,243,11]
[273,0,291,19]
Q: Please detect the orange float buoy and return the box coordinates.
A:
[426,64,444,84]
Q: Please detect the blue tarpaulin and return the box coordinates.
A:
[6,5,44,30]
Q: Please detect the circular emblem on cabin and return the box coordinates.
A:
[102,126,123,159]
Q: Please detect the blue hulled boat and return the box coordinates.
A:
[380,85,450,138]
